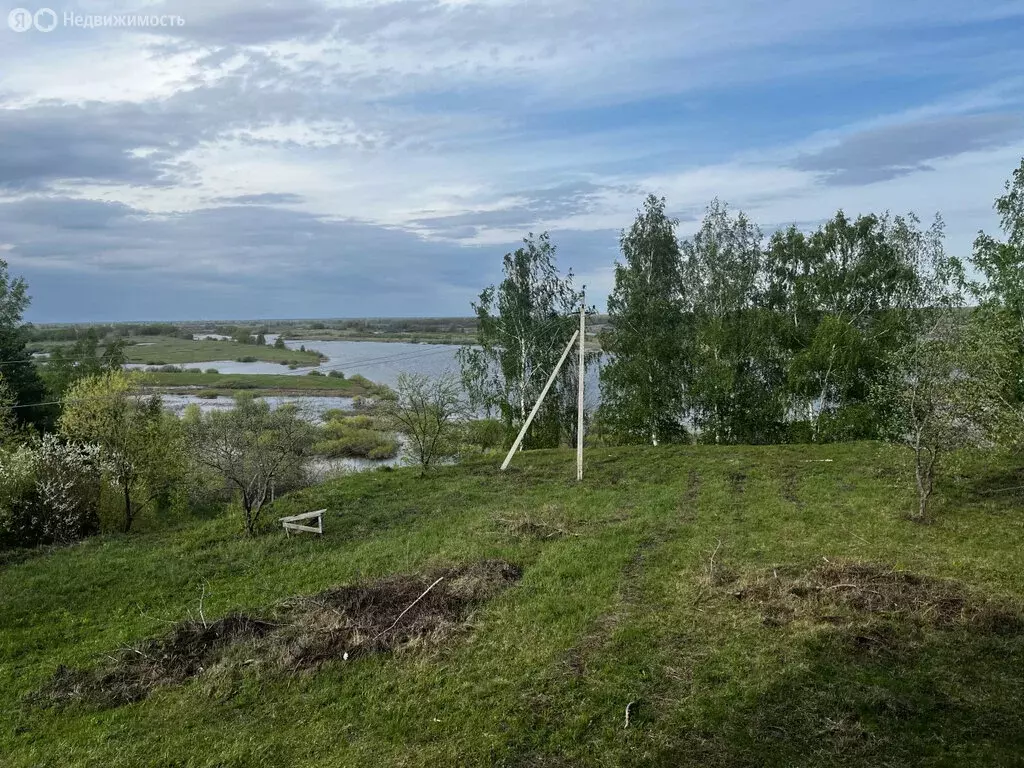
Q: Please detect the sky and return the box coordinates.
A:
[1,0,1023,323]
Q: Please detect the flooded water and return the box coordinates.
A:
[159,393,355,422]
[284,339,462,389]
[152,336,602,474]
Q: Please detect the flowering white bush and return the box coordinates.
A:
[0,444,38,543]
[0,435,103,547]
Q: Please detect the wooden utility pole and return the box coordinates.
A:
[501,329,580,471]
[577,302,585,481]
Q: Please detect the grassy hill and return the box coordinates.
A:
[2,444,1023,767]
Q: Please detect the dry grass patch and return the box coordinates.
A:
[726,560,1023,632]
[36,559,522,709]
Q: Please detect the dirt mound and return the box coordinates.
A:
[729,561,1023,631]
[37,560,521,709]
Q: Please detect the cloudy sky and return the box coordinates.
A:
[2,0,1023,322]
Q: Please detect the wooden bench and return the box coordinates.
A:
[280,509,327,536]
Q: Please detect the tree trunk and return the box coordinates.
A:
[122,484,134,533]
[242,496,256,536]
[914,447,935,521]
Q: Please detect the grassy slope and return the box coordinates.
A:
[124,336,322,366]
[2,443,1023,767]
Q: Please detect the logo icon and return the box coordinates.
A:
[33,8,56,31]
[8,8,33,31]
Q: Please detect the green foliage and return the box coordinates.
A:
[601,195,688,445]
[462,418,506,452]
[873,313,1012,520]
[380,372,468,473]
[683,200,786,444]
[0,259,48,430]
[597,195,965,446]
[313,414,399,460]
[459,232,594,449]
[43,330,126,402]
[186,394,315,535]
[59,371,184,533]
[972,158,1024,400]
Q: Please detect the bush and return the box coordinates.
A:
[235,356,258,363]
[312,432,399,460]
[464,419,505,452]
[205,369,219,375]
[219,379,259,390]
[327,370,344,379]
[307,370,324,377]
[0,436,102,548]
[311,414,399,460]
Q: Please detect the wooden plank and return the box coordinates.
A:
[279,509,327,523]
[282,523,323,534]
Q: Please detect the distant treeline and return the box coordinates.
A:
[273,317,479,336]
[26,323,193,342]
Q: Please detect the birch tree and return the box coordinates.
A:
[459,233,593,448]
[972,157,1024,401]
[600,195,688,444]
[682,200,785,444]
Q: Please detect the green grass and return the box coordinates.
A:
[2,443,1023,767]
[124,336,323,366]
[141,372,387,397]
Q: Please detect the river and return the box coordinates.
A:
[151,336,602,472]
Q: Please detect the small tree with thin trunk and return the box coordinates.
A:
[874,316,1009,521]
[59,370,181,533]
[381,372,468,475]
[186,394,314,535]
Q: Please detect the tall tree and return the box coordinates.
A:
[682,200,784,444]
[44,330,126,401]
[0,259,47,429]
[459,233,593,448]
[778,212,935,441]
[972,157,1024,399]
[600,195,687,445]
